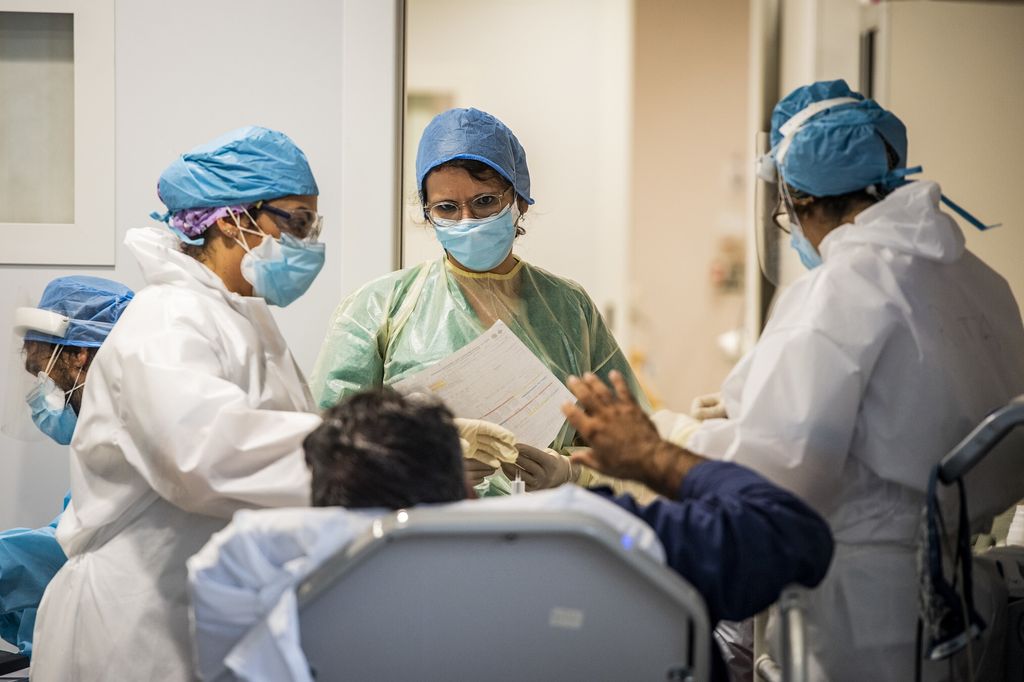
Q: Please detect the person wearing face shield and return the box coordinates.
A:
[30,127,325,682]
[0,276,132,659]
[311,108,651,498]
[656,80,1023,680]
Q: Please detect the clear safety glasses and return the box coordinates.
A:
[425,185,514,225]
[253,202,324,242]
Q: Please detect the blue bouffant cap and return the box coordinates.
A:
[416,108,534,204]
[21,276,134,348]
[762,79,908,197]
[156,126,318,213]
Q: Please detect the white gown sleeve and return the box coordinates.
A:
[116,321,321,518]
[686,326,864,513]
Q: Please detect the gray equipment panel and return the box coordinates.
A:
[297,509,710,681]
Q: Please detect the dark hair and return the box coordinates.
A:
[429,158,507,190]
[303,388,466,509]
[420,158,526,237]
[179,241,210,260]
[22,340,97,378]
[22,340,98,414]
[788,188,878,225]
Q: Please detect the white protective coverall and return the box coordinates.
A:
[31,227,321,682]
[687,181,1024,681]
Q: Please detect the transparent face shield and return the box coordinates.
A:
[2,305,74,442]
[754,166,784,288]
[755,138,807,289]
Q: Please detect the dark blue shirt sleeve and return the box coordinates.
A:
[592,461,833,623]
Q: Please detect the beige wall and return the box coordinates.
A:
[404,0,634,342]
[630,0,750,409]
[883,1,1024,314]
[775,0,1024,313]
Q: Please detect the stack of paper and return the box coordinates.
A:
[392,321,575,448]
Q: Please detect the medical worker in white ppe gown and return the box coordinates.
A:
[682,80,1024,680]
[32,126,325,681]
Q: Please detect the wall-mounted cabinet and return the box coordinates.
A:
[0,0,114,265]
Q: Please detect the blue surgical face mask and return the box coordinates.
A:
[233,209,326,307]
[790,223,823,269]
[433,204,518,272]
[25,348,82,445]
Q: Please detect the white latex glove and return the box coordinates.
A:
[501,444,573,492]
[454,418,518,468]
[691,392,727,421]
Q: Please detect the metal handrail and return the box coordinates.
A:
[777,587,808,682]
[753,586,808,682]
[939,396,1024,484]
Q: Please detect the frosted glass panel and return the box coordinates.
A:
[0,11,74,224]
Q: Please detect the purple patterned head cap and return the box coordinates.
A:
[150,203,251,245]
[170,205,250,238]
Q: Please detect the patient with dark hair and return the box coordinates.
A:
[303,388,467,509]
[301,385,832,682]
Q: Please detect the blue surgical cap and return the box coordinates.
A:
[415,108,535,205]
[766,79,909,197]
[23,276,134,348]
[156,126,319,212]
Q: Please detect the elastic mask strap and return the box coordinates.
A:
[940,194,1001,232]
[228,207,268,253]
[43,345,64,376]
[65,367,84,406]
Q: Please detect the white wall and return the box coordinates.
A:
[0,0,400,530]
[403,0,633,341]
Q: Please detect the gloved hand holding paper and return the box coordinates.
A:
[454,418,517,468]
[392,321,575,450]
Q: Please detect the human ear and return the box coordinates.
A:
[214,216,241,239]
[70,347,91,372]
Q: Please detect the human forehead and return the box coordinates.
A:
[423,167,507,201]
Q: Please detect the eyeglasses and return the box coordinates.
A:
[254,203,324,241]
[424,186,514,224]
[771,197,792,234]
